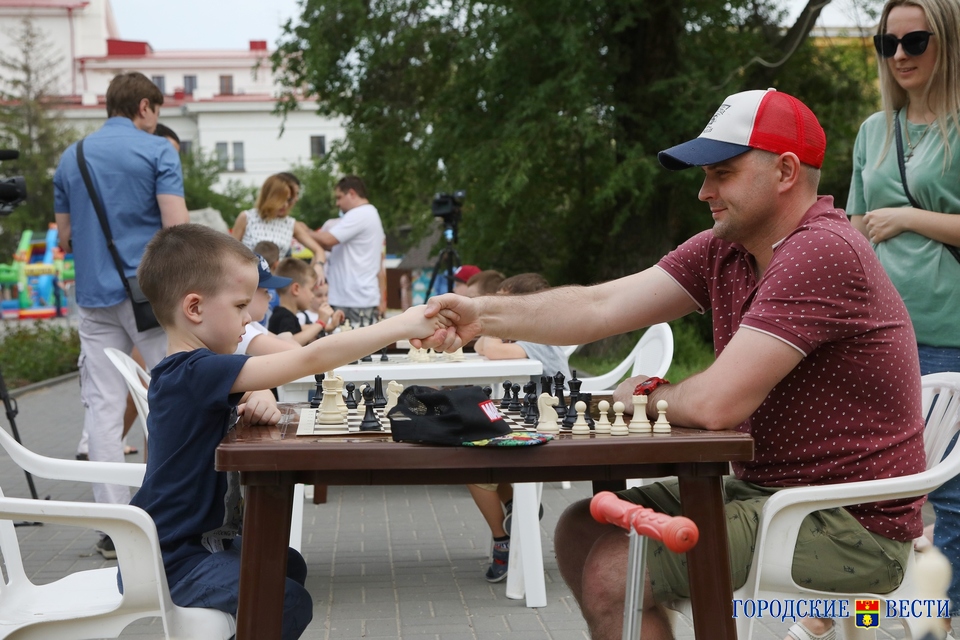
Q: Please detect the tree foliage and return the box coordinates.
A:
[180,150,258,228]
[0,18,79,261]
[274,0,880,285]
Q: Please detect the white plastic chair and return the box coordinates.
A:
[104,347,151,443]
[667,372,960,640]
[578,323,673,393]
[0,487,236,640]
[0,427,234,639]
[103,347,306,551]
[561,345,579,358]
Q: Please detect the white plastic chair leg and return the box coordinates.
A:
[505,482,546,607]
[289,483,304,552]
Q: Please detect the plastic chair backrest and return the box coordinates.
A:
[104,347,151,441]
[630,323,674,379]
[920,372,960,470]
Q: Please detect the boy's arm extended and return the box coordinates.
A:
[230,305,448,394]
[475,337,527,360]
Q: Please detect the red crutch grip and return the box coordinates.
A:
[590,491,699,553]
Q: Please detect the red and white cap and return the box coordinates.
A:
[658,89,826,170]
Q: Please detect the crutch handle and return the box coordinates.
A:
[590,491,699,553]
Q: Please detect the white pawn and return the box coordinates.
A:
[594,400,611,434]
[450,347,465,362]
[610,401,629,436]
[629,394,651,434]
[653,399,671,433]
[571,401,591,435]
[536,393,560,434]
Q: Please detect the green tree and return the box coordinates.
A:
[274,0,879,286]
[180,150,258,228]
[0,18,79,261]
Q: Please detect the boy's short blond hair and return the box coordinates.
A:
[466,270,505,295]
[274,257,316,295]
[253,240,281,267]
[139,224,257,327]
[499,273,549,295]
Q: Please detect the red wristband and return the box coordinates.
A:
[634,377,670,396]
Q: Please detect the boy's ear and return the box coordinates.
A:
[288,282,301,296]
[182,292,204,325]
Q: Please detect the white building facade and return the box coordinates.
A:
[0,0,344,191]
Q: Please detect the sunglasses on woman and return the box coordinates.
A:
[873,31,934,58]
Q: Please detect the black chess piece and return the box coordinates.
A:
[561,394,578,430]
[359,386,382,431]
[344,382,358,410]
[500,381,512,409]
[361,351,373,362]
[520,381,536,419]
[310,373,325,408]
[373,376,387,408]
[540,375,553,398]
[380,346,389,362]
[483,386,493,399]
[563,372,582,429]
[553,372,567,419]
[508,383,523,412]
[524,382,539,425]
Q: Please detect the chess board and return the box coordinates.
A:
[295,405,539,436]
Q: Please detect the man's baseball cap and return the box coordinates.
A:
[454,265,481,284]
[389,386,553,447]
[256,254,292,289]
[658,89,826,171]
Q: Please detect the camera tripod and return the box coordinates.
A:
[0,365,47,525]
[426,222,461,298]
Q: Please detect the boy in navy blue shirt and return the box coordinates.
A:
[130,224,447,639]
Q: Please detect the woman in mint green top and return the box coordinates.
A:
[848,0,960,624]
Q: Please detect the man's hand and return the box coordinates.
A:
[237,390,282,426]
[414,294,483,351]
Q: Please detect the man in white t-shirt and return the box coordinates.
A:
[311,175,386,325]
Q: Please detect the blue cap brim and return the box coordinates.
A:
[259,273,292,289]
[658,139,752,170]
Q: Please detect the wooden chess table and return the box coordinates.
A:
[217,411,754,640]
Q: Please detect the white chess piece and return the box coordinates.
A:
[629,394,651,433]
[594,400,611,434]
[450,347,465,362]
[334,375,348,418]
[536,393,560,434]
[571,401,591,435]
[610,401,629,436]
[653,399,671,433]
[385,380,404,413]
[316,378,346,426]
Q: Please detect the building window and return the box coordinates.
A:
[183,75,197,95]
[310,136,326,159]
[180,140,193,157]
[232,142,245,171]
[219,75,234,96]
[151,75,165,94]
[215,142,229,170]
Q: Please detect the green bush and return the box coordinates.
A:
[0,321,80,389]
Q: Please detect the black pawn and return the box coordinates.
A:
[344,382,358,409]
[508,383,523,412]
[500,381,512,409]
[483,386,493,399]
[563,373,581,429]
[310,373,325,408]
[524,382,539,425]
[553,372,567,419]
[520,381,536,419]
[380,346,389,362]
[359,386,381,431]
[361,351,373,362]
[373,376,387,408]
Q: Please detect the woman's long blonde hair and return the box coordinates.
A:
[256,174,294,220]
[876,0,960,168]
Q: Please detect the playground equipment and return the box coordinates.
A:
[0,224,74,320]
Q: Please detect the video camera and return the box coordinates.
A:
[0,150,27,216]
[431,190,466,226]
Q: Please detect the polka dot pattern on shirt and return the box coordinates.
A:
[657,198,925,542]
